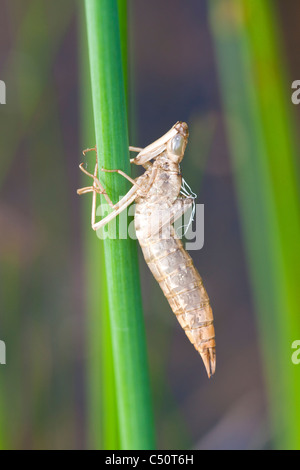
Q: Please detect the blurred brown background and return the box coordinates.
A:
[0,0,299,449]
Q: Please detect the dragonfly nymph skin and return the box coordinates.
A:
[77,121,216,377]
[134,122,216,377]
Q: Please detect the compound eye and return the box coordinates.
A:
[170,134,185,156]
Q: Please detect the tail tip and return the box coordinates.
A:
[201,348,216,378]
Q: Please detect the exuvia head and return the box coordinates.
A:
[167,121,189,163]
[131,121,189,166]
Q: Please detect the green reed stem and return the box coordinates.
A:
[84,0,155,449]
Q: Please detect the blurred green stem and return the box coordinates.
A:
[209,0,300,449]
[0,0,74,188]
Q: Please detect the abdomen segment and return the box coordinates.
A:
[138,227,216,378]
